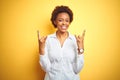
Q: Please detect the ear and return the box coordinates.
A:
[54,20,56,25]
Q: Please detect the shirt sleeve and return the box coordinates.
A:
[39,39,51,73]
[72,53,84,74]
[72,36,84,74]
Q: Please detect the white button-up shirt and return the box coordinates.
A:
[40,32,84,80]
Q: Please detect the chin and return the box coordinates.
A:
[61,30,67,33]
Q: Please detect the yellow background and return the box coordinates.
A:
[0,0,120,80]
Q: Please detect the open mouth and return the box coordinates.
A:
[61,26,67,29]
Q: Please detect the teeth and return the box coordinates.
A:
[62,26,66,29]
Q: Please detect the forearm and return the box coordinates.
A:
[40,54,51,72]
[73,54,84,74]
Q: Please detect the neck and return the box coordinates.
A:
[56,31,68,39]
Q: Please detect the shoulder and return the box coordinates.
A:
[45,33,56,42]
[47,33,56,39]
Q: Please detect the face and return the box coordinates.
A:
[54,12,70,33]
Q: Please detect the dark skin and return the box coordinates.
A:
[37,12,85,55]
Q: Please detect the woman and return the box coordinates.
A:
[38,5,85,80]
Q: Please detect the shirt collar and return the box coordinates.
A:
[49,31,73,40]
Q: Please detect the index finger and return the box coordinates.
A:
[37,30,40,39]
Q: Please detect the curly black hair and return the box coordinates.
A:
[51,5,73,28]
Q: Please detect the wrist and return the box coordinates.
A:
[78,44,84,49]
[39,49,45,55]
[78,48,84,54]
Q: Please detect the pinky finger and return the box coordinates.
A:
[82,30,86,37]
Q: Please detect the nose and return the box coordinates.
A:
[62,21,66,25]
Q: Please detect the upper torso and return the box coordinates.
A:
[40,32,84,80]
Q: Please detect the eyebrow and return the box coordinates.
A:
[57,18,70,20]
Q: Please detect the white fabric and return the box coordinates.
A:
[39,32,84,80]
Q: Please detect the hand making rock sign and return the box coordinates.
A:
[37,30,47,55]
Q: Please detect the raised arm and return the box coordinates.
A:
[37,30,51,72]
[37,30,47,55]
[73,30,86,74]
